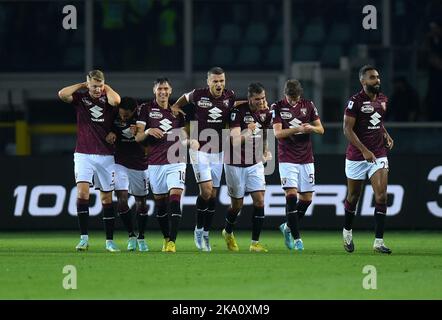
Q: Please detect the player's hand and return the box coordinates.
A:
[129,124,138,136]
[362,149,377,163]
[105,132,116,144]
[189,139,200,151]
[263,150,272,162]
[301,123,314,133]
[146,128,164,139]
[384,133,394,150]
[171,104,186,117]
[247,122,257,134]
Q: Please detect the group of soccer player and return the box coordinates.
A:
[58,64,393,254]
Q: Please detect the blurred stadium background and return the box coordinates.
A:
[0,0,441,231]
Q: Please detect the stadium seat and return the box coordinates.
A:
[236,45,261,67]
[273,23,300,45]
[193,24,215,45]
[293,45,318,61]
[218,24,243,44]
[210,45,235,67]
[263,44,282,69]
[194,46,210,69]
[327,23,352,45]
[300,20,325,45]
[320,44,343,68]
[243,23,269,45]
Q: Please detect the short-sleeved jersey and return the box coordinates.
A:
[225,103,272,167]
[271,98,320,164]
[72,90,116,155]
[111,106,148,171]
[185,88,236,153]
[139,100,185,165]
[344,90,389,161]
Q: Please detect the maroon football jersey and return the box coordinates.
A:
[344,90,389,161]
[71,90,116,155]
[271,98,319,164]
[225,103,272,167]
[139,100,185,165]
[111,106,148,171]
[186,88,236,153]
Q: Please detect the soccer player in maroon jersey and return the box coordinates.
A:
[272,79,324,251]
[171,67,236,252]
[58,70,121,252]
[135,78,198,253]
[105,97,149,252]
[222,82,272,253]
[343,65,394,254]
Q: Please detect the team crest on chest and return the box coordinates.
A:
[300,108,307,116]
[259,113,267,122]
[223,99,230,107]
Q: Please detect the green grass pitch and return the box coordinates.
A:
[0,231,441,299]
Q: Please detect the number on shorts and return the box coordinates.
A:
[309,173,315,184]
[380,161,389,169]
[179,171,186,183]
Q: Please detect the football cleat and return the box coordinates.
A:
[105,240,120,253]
[127,237,137,251]
[294,239,304,251]
[194,228,203,250]
[343,229,354,253]
[222,229,239,251]
[202,234,211,252]
[165,241,176,253]
[279,223,295,250]
[161,237,170,252]
[249,242,268,253]
[373,240,392,254]
[75,238,89,251]
[137,239,149,252]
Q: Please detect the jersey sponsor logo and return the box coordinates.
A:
[280,111,292,120]
[149,111,163,119]
[90,105,104,122]
[208,107,223,120]
[347,100,354,109]
[289,117,302,128]
[369,112,381,127]
[82,98,93,106]
[159,118,173,132]
[361,105,374,113]
[197,99,213,108]
[244,115,255,124]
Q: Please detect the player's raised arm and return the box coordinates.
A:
[343,114,376,162]
[170,93,189,116]
[104,84,121,106]
[58,82,87,103]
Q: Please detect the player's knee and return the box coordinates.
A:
[346,193,360,205]
[374,191,387,204]
[200,188,212,200]
[285,189,298,198]
[253,198,264,208]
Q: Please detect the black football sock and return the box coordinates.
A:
[196,195,208,229]
[77,198,89,235]
[203,197,216,232]
[296,200,311,222]
[252,206,265,242]
[136,204,148,240]
[225,207,240,234]
[169,194,182,242]
[286,195,300,239]
[374,203,387,239]
[118,203,135,237]
[344,199,357,231]
[102,203,115,240]
[155,199,169,239]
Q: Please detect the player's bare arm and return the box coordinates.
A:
[105,132,117,144]
[134,122,147,142]
[230,126,253,146]
[104,84,121,106]
[171,94,188,116]
[233,100,248,107]
[273,122,306,139]
[58,82,87,103]
[383,126,394,150]
[343,114,376,162]
[262,126,272,162]
[302,119,324,135]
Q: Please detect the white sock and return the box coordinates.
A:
[374,238,384,246]
[80,234,89,241]
[251,240,259,245]
[203,231,209,237]
[106,239,113,245]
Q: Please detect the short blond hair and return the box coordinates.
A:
[87,70,105,82]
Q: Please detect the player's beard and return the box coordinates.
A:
[366,84,381,94]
